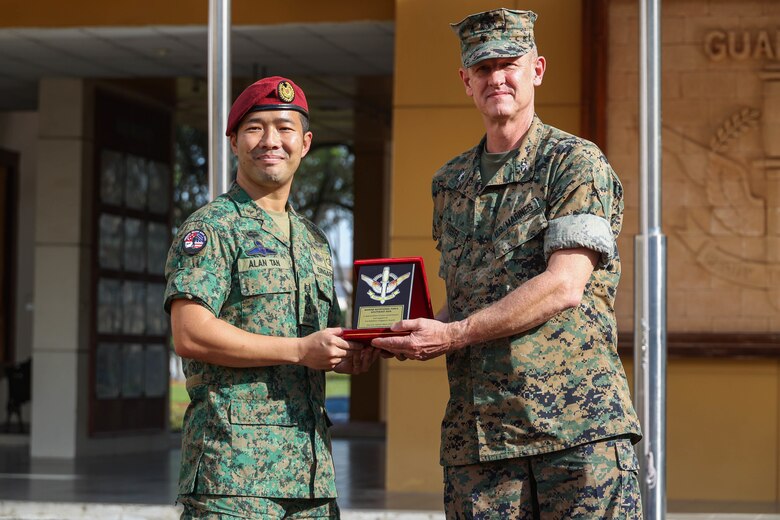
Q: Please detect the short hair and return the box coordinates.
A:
[299,113,310,133]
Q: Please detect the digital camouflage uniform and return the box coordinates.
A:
[164,182,340,517]
[433,115,643,518]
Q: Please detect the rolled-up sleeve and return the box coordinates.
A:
[544,213,615,266]
[543,140,622,268]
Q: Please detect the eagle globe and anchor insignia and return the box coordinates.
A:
[277,80,295,103]
[360,266,411,304]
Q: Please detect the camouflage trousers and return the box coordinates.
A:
[443,437,642,520]
[178,494,340,519]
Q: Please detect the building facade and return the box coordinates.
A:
[0,0,778,511]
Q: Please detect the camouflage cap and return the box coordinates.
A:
[451,8,537,68]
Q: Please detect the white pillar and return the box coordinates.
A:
[30,78,92,458]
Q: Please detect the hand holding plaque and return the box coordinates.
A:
[341,257,433,342]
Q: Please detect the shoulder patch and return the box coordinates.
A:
[182,230,208,255]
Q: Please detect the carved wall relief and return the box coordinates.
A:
[606,1,780,333]
[663,26,780,315]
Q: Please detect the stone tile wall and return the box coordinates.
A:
[609,0,780,334]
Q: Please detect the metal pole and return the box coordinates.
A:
[635,0,666,519]
[208,0,231,200]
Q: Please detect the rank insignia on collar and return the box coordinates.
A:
[277,81,295,103]
[247,241,278,257]
[182,230,207,255]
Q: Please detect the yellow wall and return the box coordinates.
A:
[1,0,394,27]
[387,0,583,492]
[665,359,779,505]
[624,357,780,507]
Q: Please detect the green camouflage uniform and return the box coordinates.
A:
[164,182,340,515]
[433,115,642,517]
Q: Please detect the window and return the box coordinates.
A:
[90,91,171,434]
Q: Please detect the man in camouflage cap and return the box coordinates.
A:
[374,8,643,519]
[165,76,378,519]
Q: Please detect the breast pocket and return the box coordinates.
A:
[314,275,334,329]
[238,268,297,334]
[438,220,468,285]
[493,211,548,283]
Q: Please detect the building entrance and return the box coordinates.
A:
[0,150,18,367]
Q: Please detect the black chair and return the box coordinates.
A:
[4,359,31,433]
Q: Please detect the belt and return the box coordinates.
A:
[185,374,206,391]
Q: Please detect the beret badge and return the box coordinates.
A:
[277,81,296,103]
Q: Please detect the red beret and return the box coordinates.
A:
[225,76,309,136]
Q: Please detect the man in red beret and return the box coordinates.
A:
[165,76,377,519]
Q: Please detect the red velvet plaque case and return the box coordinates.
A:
[341,257,433,342]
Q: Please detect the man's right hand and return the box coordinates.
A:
[296,328,359,370]
[370,318,465,361]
